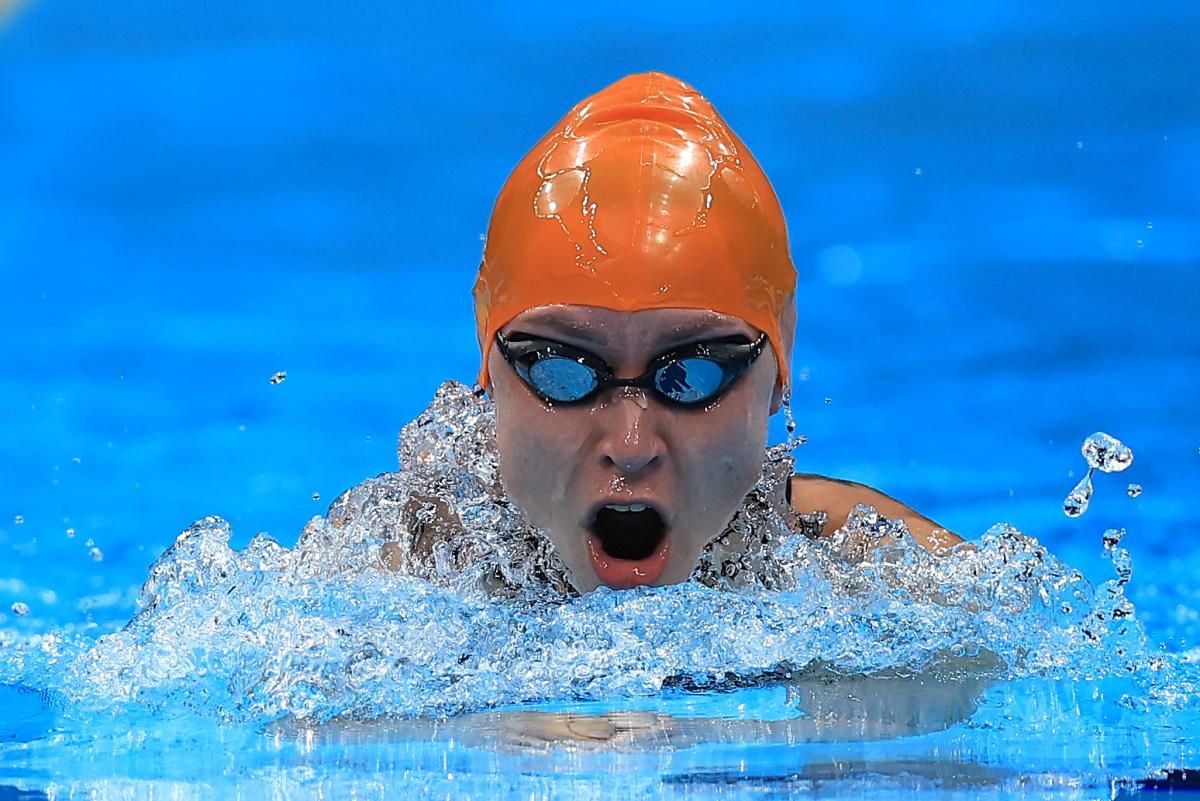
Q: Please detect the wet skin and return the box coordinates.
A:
[487,304,964,593]
[488,305,777,594]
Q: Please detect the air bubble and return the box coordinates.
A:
[914,167,923,176]
[1076,141,1084,149]
[1081,432,1134,472]
[270,371,287,385]
[823,397,832,405]
[1127,484,1142,498]
[312,492,321,501]
[11,602,30,616]
[1136,239,1144,249]
[66,527,76,537]
[89,547,104,562]
[13,515,24,525]
[1146,222,1154,230]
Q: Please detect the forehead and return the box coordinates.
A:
[502,305,756,347]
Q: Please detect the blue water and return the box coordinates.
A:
[2,1,1200,798]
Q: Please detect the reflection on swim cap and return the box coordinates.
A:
[473,71,796,390]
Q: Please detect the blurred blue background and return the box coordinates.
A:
[1,1,1197,631]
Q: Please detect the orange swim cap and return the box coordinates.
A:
[473,71,796,390]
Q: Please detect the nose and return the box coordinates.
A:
[597,388,665,474]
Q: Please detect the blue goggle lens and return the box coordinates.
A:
[527,358,599,402]
[654,358,726,404]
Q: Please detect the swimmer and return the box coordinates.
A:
[299,73,987,745]
[472,71,963,593]
[338,71,963,595]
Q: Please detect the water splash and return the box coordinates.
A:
[0,383,1187,724]
[1064,471,1094,517]
[779,387,806,450]
[1064,432,1135,517]
[1082,432,1134,473]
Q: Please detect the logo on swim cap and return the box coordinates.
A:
[474,71,796,389]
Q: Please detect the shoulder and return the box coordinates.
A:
[788,472,963,554]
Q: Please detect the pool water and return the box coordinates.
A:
[2,1,1199,799]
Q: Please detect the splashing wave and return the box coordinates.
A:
[0,383,1187,723]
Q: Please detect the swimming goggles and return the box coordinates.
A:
[494,331,768,406]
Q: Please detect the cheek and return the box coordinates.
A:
[491,369,576,527]
[674,375,773,504]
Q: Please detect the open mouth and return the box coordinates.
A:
[585,504,671,589]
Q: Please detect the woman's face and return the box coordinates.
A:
[488,305,780,593]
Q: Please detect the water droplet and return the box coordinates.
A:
[269,371,287,385]
[312,492,321,501]
[85,538,94,547]
[89,547,104,562]
[11,602,29,617]
[1146,221,1154,230]
[1063,470,1094,517]
[1081,432,1134,472]
[13,515,24,525]
[1136,239,1144,248]
[1102,528,1133,585]
[72,456,81,464]
[914,167,923,176]
[1076,141,1084,149]
[1126,484,1143,498]
[65,527,75,538]
[824,397,832,405]
[238,424,246,432]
